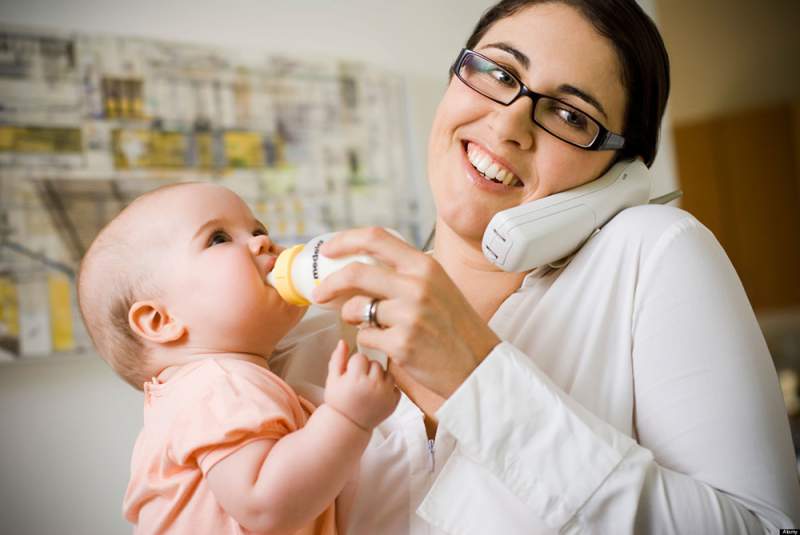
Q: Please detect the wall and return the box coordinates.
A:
[0,1,674,534]
[656,0,800,308]
[656,0,800,125]
[657,0,800,400]
[0,356,140,535]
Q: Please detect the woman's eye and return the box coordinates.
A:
[490,68,516,87]
[556,108,589,130]
[208,231,230,246]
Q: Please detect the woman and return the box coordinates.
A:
[274,0,800,532]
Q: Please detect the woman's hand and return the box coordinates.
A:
[311,227,501,398]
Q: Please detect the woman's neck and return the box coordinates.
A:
[431,221,526,321]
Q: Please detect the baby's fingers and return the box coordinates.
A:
[346,352,369,376]
[367,360,385,381]
[328,340,349,377]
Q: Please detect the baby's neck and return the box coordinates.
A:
[152,350,270,383]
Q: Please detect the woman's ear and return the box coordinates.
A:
[128,300,186,344]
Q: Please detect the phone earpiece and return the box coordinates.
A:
[482,158,652,272]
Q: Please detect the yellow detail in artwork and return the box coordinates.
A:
[0,277,20,338]
[0,126,82,153]
[224,131,264,168]
[48,274,74,352]
[0,126,14,151]
[195,132,216,169]
[112,129,188,169]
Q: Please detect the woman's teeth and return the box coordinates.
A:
[467,143,522,187]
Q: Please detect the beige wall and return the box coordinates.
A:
[657,0,800,125]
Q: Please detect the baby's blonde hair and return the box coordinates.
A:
[77,183,193,390]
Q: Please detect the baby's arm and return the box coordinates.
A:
[206,405,366,533]
[206,341,398,534]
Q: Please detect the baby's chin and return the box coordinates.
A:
[269,297,308,325]
[286,302,309,322]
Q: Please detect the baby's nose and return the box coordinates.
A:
[248,234,273,255]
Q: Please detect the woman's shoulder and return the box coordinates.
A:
[560,203,723,283]
[597,203,713,260]
[605,203,702,239]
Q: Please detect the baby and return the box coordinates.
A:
[77,182,399,534]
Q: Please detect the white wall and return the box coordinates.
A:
[0,356,141,535]
[0,2,676,534]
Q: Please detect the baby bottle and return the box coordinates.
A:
[266,231,379,307]
[267,230,399,369]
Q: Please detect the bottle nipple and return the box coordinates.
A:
[267,244,310,306]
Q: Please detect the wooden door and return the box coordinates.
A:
[673,102,800,311]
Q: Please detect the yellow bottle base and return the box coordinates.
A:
[270,244,310,306]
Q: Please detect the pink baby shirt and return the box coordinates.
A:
[123,358,336,534]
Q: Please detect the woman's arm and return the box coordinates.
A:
[420,215,800,533]
[422,342,798,534]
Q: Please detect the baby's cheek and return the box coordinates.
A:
[216,256,260,290]
[232,272,271,313]
[189,255,265,317]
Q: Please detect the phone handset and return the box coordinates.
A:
[482,158,674,272]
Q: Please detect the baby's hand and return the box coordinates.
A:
[324,340,400,431]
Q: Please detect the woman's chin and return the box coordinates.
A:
[438,209,493,244]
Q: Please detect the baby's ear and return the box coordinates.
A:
[128,300,186,344]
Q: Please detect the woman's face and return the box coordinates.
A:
[427,2,628,243]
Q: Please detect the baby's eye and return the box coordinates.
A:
[253,228,268,237]
[208,230,231,246]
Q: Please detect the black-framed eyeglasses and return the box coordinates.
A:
[451,48,625,151]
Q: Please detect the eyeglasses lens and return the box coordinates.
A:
[458,51,600,148]
[458,53,520,103]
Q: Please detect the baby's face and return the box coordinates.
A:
[145,183,305,356]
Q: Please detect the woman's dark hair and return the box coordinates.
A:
[464,0,670,167]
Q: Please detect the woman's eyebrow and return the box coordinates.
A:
[480,42,608,120]
[480,42,529,70]
[556,84,608,120]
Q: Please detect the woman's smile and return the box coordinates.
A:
[463,140,524,188]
